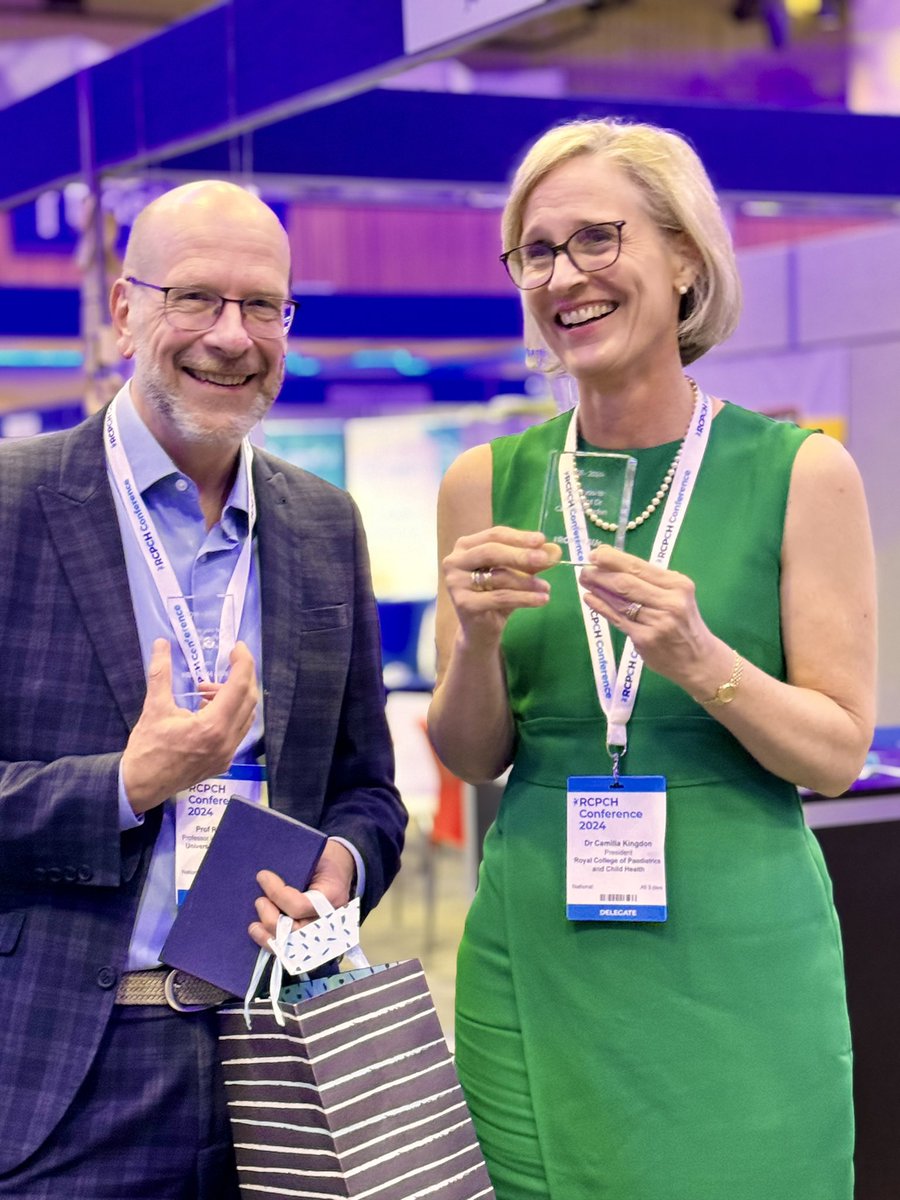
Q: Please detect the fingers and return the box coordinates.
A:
[196,681,221,709]
[249,869,321,945]
[579,545,666,611]
[444,527,563,616]
[255,869,318,921]
[206,641,259,733]
[452,526,560,577]
[228,639,256,674]
[579,544,673,630]
[123,642,260,814]
[249,845,357,947]
[581,588,645,631]
[143,638,174,712]
[309,841,355,909]
[577,556,714,688]
[469,563,551,599]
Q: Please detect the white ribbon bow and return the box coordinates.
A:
[243,890,369,1027]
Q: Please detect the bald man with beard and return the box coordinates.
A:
[0,182,405,1199]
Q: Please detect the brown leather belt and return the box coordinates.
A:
[115,968,233,1012]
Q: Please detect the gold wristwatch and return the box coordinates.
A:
[699,652,744,706]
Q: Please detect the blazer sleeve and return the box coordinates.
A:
[0,754,133,888]
[0,429,148,889]
[316,499,407,917]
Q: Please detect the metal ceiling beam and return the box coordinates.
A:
[1,0,898,210]
[0,0,582,207]
[157,87,900,202]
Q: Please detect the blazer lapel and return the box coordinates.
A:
[37,412,146,731]
[254,453,304,789]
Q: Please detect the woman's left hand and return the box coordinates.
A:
[578,544,725,697]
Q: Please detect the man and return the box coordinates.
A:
[0,181,406,1198]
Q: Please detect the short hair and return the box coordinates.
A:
[502,117,742,367]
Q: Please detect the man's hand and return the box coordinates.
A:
[121,638,259,814]
[249,839,357,948]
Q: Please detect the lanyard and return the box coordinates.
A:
[104,392,256,688]
[560,386,712,764]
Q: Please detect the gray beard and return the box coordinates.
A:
[138,361,278,446]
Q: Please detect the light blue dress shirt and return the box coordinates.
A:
[110,388,265,970]
[111,388,364,972]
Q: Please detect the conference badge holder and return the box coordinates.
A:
[566,774,667,922]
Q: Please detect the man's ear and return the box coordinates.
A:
[109,278,136,360]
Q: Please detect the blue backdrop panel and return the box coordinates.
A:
[90,49,145,171]
[295,295,520,339]
[0,76,81,203]
[0,288,520,341]
[162,89,900,200]
[0,288,81,337]
[232,0,405,118]
[89,9,232,171]
[131,10,231,166]
[4,6,900,208]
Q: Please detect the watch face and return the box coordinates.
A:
[718,682,737,704]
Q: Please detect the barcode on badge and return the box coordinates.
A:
[597,893,638,902]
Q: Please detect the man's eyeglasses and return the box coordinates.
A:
[500,221,626,291]
[125,277,298,338]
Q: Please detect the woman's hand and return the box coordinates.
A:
[579,425,878,800]
[578,544,727,698]
[429,443,562,783]
[442,525,562,648]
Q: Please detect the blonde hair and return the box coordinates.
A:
[503,118,742,367]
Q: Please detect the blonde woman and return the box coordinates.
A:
[428,118,875,1199]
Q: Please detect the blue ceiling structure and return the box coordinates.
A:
[159,88,900,201]
[1,0,899,208]
[1,0,899,404]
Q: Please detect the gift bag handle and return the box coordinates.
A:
[244,890,369,1027]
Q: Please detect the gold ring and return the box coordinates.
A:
[471,567,496,592]
[624,601,643,621]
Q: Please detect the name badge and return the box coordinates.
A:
[174,763,268,905]
[566,775,667,922]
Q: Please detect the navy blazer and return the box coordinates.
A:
[0,408,406,1173]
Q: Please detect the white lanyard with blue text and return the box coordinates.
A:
[103,390,256,688]
[560,385,712,922]
[104,389,267,903]
[562,385,711,761]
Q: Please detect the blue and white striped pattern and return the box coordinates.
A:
[218,959,495,1199]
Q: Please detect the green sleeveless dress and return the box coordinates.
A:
[454,401,853,1200]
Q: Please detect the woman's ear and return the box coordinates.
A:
[671,231,701,294]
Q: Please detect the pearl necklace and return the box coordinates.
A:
[574,378,698,534]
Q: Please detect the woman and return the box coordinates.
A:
[427,118,876,1200]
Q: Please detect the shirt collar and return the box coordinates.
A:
[112,383,252,525]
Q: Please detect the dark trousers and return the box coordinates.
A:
[0,1004,240,1200]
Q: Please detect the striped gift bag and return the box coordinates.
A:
[218,958,496,1200]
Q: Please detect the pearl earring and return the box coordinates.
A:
[678,284,689,295]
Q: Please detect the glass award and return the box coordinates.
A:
[539,451,637,562]
[167,593,235,707]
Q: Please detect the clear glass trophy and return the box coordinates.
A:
[539,451,637,562]
[166,593,235,707]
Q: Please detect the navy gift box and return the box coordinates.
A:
[162,796,327,997]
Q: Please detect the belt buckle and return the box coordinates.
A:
[163,969,212,1013]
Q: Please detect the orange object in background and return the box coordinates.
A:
[431,755,465,847]
[419,718,465,847]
